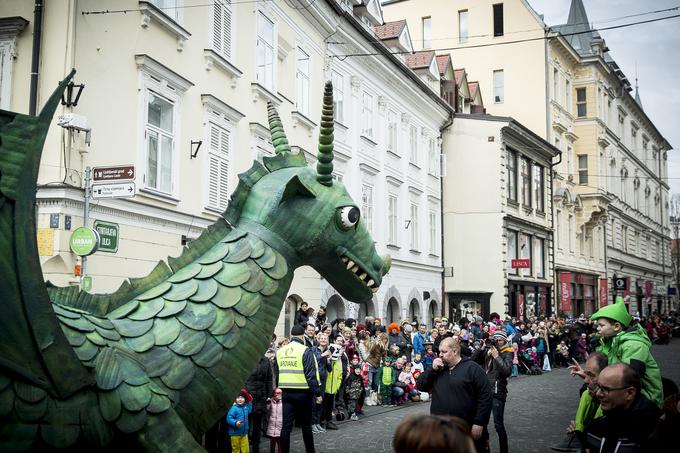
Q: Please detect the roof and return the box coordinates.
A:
[374,19,406,40]
[468,81,479,100]
[453,69,466,85]
[405,50,435,69]
[436,54,451,75]
[553,0,604,57]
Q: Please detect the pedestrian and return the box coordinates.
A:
[244,354,274,452]
[393,415,475,453]
[321,338,344,430]
[376,356,396,406]
[266,388,284,453]
[304,323,317,348]
[411,353,424,374]
[413,324,430,357]
[227,389,253,453]
[274,324,321,453]
[422,342,435,370]
[510,343,519,378]
[366,332,388,393]
[345,364,365,420]
[294,301,310,327]
[471,331,513,453]
[311,332,332,433]
[416,337,493,453]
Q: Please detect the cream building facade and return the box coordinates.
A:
[385,0,673,316]
[1,0,450,336]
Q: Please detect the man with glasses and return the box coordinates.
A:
[585,364,660,452]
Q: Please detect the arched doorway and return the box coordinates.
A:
[357,300,375,324]
[428,299,438,327]
[385,297,399,324]
[408,298,420,323]
[326,294,345,323]
[284,294,303,337]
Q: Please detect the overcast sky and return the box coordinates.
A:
[526,0,680,199]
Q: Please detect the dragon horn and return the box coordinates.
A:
[316,81,334,186]
[267,102,291,155]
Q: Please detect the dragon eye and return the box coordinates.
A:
[338,206,360,230]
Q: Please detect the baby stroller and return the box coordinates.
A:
[519,350,542,375]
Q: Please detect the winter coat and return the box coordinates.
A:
[227,402,252,436]
[412,332,429,356]
[294,309,309,327]
[344,374,364,401]
[366,341,386,368]
[388,333,408,358]
[471,345,514,400]
[245,357,274,414]
[266,399,283,438]
[596,324,663,407]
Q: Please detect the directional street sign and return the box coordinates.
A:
[91,182,136,199]
[92,165,135,182]
[94,220,119,253]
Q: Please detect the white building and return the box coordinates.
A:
[1,0,451,336]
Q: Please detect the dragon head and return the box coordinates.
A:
[231,82,390,303]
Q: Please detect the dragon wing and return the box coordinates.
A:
[0,70,93,398]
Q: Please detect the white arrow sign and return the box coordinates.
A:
[91,182,136,199]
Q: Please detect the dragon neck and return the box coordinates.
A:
[234,219,301,270]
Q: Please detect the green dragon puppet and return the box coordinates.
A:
[0,71,390,451]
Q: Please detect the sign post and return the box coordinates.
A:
[92,165,135,182]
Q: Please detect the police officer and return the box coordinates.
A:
[275,324,322,453]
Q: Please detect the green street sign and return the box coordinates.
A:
[94,220,119,253]
[69,227,100,256]
[81,275,93,292]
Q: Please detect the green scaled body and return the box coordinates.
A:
[0,76,390,451]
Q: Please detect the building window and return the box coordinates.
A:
[428,138,437,175]
[295,47,310,116]
[533,237,544,278]
[520,233,532,277]
[410,203,419,251]
[579,227,585,256]
[621,225,628,252]
[565,80,571,113]
[620,169,628,203]
[568,214,575,252]
[493,70,504,103]
[576,87,586,118]
[256,12,275,91]
[0,40,15,110]
[556,209,562,249]
[553,67,559,102]
[493,4,504,37]
[151,0,181,22]
[507,149,517,201]
[521,157,531,207]
[388,195,398,245]
[533,164,544,212]
[458,10,468,43]
[409,124,418,165]
[206,122,231,211]
[211,0,233,60]
[331,71,344,123]
[429,210,437,254]
[507,229,518,275]
[422,16,432,48]
[387,110,397,153]
[578,154,588,184]
[145,91,175,194]
[361,92,373,137]
[361,184,373,235]
[566,145,573,180]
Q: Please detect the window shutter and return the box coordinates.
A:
[222,1,232,60]
[213,1,223,54]
[208,154,220,208]
[208,124,230,211]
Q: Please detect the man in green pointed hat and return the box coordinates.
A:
[590,296,662,407]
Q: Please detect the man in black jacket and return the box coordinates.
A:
[417,337,493,453]
[472,331,514,453]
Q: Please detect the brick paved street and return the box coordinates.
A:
[270,339,680,453]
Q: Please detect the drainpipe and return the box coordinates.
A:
[29,0,44,115]
[439,110,454,320]
[550,150,562,315]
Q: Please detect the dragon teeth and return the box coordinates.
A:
[341,256,349,263]
[359,273,367,281]
[367,279,374,287]
[346,260,355,270]
[371,287,378,293]
[351,266,359,273]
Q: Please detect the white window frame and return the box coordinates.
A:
[361,91,374,138]
[576,87,586,118]
[552,67,559,102]
[519,232,532,277]
[0,39,16,110]
[428,210,438,255]
[388,194,398,246]
[410,203,419,251]
[493,69,504,103]
[331,70,344,123]
[211,0,233,61]
[533,236,544,278]
[205,119,232,212]
[387,110,398,153]
[568,214,575,252]
[422,16,432,48]
[295,47,310,116]
[578,154,588,185]
[428,137,437,175]
[144,89,177,195]
[621,225,628,252]
[150,0,182,23]
[458,10,468,43]
[256,11,275,92]
[507,229,518,275]
[409,124,418,165]
[556,209,563,250]
[361,183,374,235]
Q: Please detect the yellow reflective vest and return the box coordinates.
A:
[276,340,319,390]
[325,359,343,395]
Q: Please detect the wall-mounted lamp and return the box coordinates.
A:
[190,140,202,159]
[61,81,85,107]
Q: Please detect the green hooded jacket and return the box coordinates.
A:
[596,323,663,407]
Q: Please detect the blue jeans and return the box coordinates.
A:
[367,365,378,390]
[492,398,508,453]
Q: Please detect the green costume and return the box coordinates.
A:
[376,365,396,404]
[591,297,663,407]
